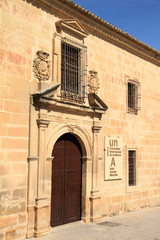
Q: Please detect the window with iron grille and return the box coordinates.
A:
[61,38,87,103]
[127,80,141,114]
[128,150,136,186]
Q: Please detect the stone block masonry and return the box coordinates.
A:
[0,0,160,239]
[0,0,30,239]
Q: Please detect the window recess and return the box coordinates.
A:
[61,37,87,103]
[128,150,136,186]
[127,79,141,114]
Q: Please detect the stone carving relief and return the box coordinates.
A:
[33,50,50,81]
[67,125,75,133]
[88,70,100,94]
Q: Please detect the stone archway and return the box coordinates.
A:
[50,133,82,227]
[46,124,92,224]
[46,124,91,158]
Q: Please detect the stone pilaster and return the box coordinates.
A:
[81,156,92,223]
[27,101,39,239]
[34,119,51,237]
[37,119,50,197]
[26,157,38,238]
[90,125,102,222]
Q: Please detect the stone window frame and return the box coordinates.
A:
[60,37,87,103]
[53,20,88,104]
[125,145,140,193]
[126,76,141,115]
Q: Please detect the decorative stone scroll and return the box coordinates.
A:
[88,70,100,94]
[67,125,75,133]
[33,50,50,81]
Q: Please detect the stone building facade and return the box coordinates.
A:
[1,0,160,239]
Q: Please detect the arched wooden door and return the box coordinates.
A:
[50,133,82,227]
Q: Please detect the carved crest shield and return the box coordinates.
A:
[88,70,100,94]
[33,50,50,81]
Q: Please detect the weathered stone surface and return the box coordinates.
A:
[0,232,4,240]
[6,202,26,215]
[5,226,26,240]
[34,205,50,237]
[0,204,6,216]
[0,215,17,229]
[0,191,12,203]
[0,164,10,175]
[26,205,35,238]
[18,213,27,225]
[7,151,27,162]
[1,176,27,189]
[13,189,27,200]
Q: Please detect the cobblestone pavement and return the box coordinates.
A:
[32,206,160,240]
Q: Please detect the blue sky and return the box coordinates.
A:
[73,0,160,51]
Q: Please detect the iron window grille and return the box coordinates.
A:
[61,37,87,103]
[128,150,136,186]
[127,79,141,114]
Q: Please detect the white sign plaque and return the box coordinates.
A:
[105,136,123,180]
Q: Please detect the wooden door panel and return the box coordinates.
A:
[51,173,64,226]
[64,134,81,223]
[51,138,65,227]
[65,172,81,223]
[51,134,82,227]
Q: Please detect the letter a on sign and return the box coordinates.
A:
[110,157,116,166]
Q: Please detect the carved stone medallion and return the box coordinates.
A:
[88,70,100,94]
[33,50,50,81]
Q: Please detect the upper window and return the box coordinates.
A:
[61,38,87,103]
[127,79,141,114]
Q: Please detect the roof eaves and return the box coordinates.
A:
[61,0,160,56]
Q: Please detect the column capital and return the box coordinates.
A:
[90,189,100,198]
[82,156,92,162]
[27,156,39,162]
[37,119,50,128]
[92,126,101,133]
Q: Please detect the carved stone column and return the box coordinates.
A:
[90,124,102,222]
[34,119,51,237]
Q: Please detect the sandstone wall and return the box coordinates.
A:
[86,34,160,215]
[0,0,160,239]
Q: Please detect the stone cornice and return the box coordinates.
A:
[33,95,107,117]
[33,84,108,117]
[37,0,160,66]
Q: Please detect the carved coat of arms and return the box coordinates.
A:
[88,70,100,94]
[33,50,50,81]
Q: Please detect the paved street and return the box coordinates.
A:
[33,206,160,240]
